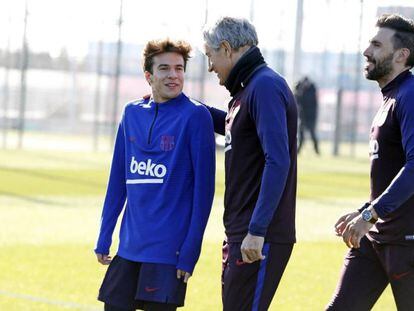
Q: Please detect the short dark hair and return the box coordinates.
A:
[142,39,192,73]
[376,13,414,67]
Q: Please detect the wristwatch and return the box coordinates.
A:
[358,202,371,213]
[361,208,377,224]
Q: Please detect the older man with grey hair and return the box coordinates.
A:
[203,17,297,310]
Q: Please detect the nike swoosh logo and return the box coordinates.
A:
[145,286,160,292]
[236,259,246,266]
[392,271,412,280]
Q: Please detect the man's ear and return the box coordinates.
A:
[221,41,232,57]
[144,71,152,85]
[395,48,410,65]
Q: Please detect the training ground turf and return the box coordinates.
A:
[0,136,395,310]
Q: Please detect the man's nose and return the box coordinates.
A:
[363,46,371,58]
[207,58,214,72]
[167,69,178,78]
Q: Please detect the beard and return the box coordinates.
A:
[365,52,394,81]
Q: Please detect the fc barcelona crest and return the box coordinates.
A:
[160,135,175,151]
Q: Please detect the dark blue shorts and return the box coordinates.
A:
[221,241,293,311]
[98,256,187,310]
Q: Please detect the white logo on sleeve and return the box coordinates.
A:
[127,157,167,184]
[224,131,232,152]
[369,139,379,160]
[224,99,241,153]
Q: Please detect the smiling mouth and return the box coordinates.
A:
[364,61,374,69]
[365,57,375,65]
[166,83,179,87]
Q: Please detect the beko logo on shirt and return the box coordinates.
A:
[127,157,167,184]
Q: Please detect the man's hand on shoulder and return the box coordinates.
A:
[241,233,265,263]
[96,253,112,265]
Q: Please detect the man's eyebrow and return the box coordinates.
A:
[158,64,184,67]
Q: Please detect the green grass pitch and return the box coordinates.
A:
[0,142,395,310]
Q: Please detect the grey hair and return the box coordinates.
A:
[203,17,258,50]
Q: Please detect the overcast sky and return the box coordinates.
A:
[0,0,413,57]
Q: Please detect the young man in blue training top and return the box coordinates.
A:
[328,14,414,310]
[95,39,215,311]
[203,17,297,311]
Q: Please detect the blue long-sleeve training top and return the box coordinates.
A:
[367,70,414,244]
[95,93,215,273]
[206,46,297,243]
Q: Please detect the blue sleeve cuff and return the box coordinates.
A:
[94,246,109,255]
[177,258,196,275]
[248,225,267,237]
[370,203,387,219]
